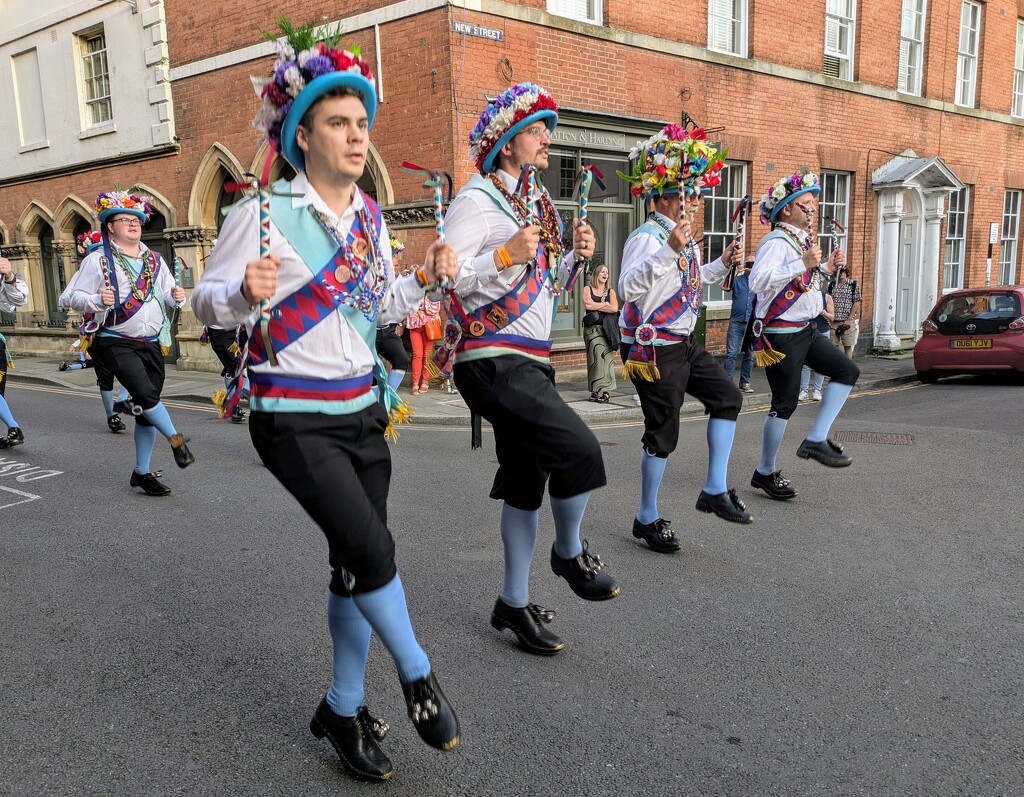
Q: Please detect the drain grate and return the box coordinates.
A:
[831,431,914,446]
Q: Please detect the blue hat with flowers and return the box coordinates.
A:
[759,171,821,224]
[468,83,558,174]
[252,18,377,171]
[94,191,153,225]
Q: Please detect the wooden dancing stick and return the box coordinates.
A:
[722,195,752,292]
[564,164,606,292]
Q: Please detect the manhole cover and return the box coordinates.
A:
[831,431,914,446]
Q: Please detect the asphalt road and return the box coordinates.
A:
[1,376,1022,796]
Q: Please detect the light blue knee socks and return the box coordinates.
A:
[551,492,588,559]
[134,424,157,474]
[351,574,430,685]
[0,396,17,429]
[499,503,539,608]
[100,389,115,417]
[807,382,852,442]
[757,414,789,475]
[140,402,176,438]
[637,448,668,525]
[326,592,372,717]
[705,418,736,495]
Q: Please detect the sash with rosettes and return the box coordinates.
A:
[79,251,160,344]
[619,222,703,382]
[434,174,562,378]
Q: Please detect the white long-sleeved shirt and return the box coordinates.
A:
[0,274,29,313]
[749,223,823,324]
[64,241,180,339]
[618,212,730,337]
[444,169,575,342]
[191,173,426,381]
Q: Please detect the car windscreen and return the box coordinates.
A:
[933,292,1021,335]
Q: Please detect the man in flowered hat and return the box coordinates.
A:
[192,20,459,780]
[747,170,859,501]
[0,255,29,449]
[617,125,751,553]
[443,82,619,657]
[64,191,194,492]
[59,232,133,433]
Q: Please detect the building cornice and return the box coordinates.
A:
[0,144,180,190]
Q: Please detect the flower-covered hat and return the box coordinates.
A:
[618,125,726,199]
[252,18,377,171]
[468,82,558,174]
[758,171,820,224]
[76,231,103,257]
[389,236,405,254]
[95,191,153,225]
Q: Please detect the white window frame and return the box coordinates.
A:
[546,0,602,25]
[955,1,981,108]
[1000,190,1020,286]
[943,187,969,292]
[824,0,856,81]
[816,171,851,260]
[1013,20,1024,118]
[898,0,927,96]
[79,28,112,127]
[708,0,748,58]
[701,161,748,308]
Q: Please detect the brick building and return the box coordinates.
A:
[2,0,1023,373]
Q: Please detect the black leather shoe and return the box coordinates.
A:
[167,433,195,468]
[0,427,24,449]
[796,437,852,468]
[107,414,126,433]
[632,517,682,553]
[113,399,133,415]
[401,671,459,751]
[550,540,620,600]
[750,469,798,500]
[696,489,753,524]
[309,698,394,781]
[130,470,171,496]
[490,598,565,655]
[58,361,69,372]
[230,407,246,424]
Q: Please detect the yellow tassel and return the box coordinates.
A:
[78,335,92,354]
[384,399,414,443]
[212,389,227,408]
[228,342,241,357]
[754,348,786,367]
[161,345,170,356]
[622,360,661,382]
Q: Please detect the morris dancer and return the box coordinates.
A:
[205,324,247,423]
[65,191,194,495]
[60,232,132,433]
[617,125,751,555]
[0,256,28,449]
[748,171,859,501]
[191,21,458,782]
[443,83,619,657]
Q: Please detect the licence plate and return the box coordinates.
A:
[950,339,992,349]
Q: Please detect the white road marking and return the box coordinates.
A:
[0,484,41,509]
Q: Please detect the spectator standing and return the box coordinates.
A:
[799,276,834,401]
[723,255,755,393]
[830,267,861,356]
[582,263,619,402]
[405,292,441,395]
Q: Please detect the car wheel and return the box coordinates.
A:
[917,370,939,384]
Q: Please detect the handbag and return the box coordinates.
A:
[423,318,443,340]
[583,310,602,327]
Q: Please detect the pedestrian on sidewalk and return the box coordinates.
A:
[405,289,441,396]
[191,20,459,782]
[748,171,859,502]
[799,274,835,402]
[442,82,619,656]
[618,124,751,553]
[723,255,755,393]
[582,263,618,403]
[830,267,861,356]
[64,191,195,494]
[0,256,28,449]
[60,233,133,433]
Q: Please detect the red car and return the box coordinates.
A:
[914,286,1024,383]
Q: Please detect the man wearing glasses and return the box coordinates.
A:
[443,83,619,657]
[748,172,859,502]
[65,191,194,497]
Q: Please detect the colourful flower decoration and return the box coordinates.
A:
[468,82,559,173]
[76,231,103,257]
[618,125,727,198]
[94,191,153,224]
[251,17,376,169]
[758,171,820,224]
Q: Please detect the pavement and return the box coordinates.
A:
[5,350,919,425]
